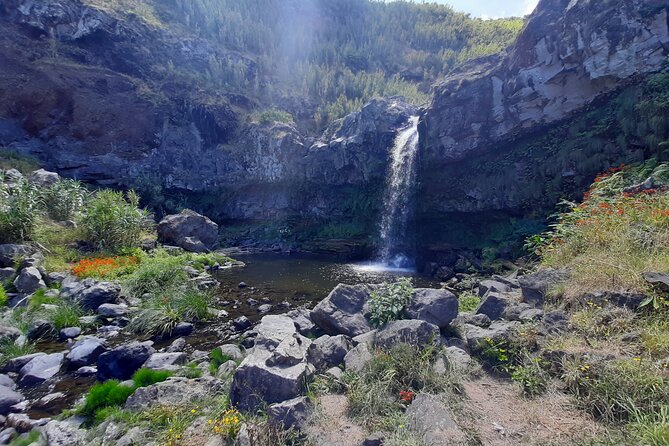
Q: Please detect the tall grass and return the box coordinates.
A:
[41,179,88,221]
[0,177,41,243]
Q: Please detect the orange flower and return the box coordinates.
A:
[72,256,139,278]
[399,390,415,402]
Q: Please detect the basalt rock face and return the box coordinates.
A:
[418,0,669,244]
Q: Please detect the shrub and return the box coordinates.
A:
[80,380,136,417]
[510,355,549,397]
[369,278,413,327]
[81,189,149,252]
[41,179,87,221]
[0,284,7,307]
[132,368,172,388]
[123,250,189,298]
[250,108,294,125]
[209,347,232,375]
[0,178,41,243]
[49,303,84,331]
[457,291,480,312]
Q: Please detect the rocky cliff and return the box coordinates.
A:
[418,0,669,251]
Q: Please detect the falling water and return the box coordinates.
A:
[377,116,420,269]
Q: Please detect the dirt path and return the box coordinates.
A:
[461,377,602,446]
[305,394,367,446]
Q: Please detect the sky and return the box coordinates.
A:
[437,0,540,19]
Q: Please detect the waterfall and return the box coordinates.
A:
[378,116,420,269]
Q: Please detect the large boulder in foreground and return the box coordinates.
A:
[157,209,219,252]
[125,377,224,411]
[0,244,33,268]
[405,288,458,329]
[231,316,314,412]
[310,284,373,337]
[60,276,121,311]
[375,319,440,349]
[97,342,155,380]
[18,352,64,387]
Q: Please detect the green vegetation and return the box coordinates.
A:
[0,149,40,174]
[369,278,414,327]
[79,368,172,419]
[9,431,41,446]
[81,190,150,252]
[49,302,84,331]
[250,108,294,125]
[457,291,480,312]
[0,339,36,368]
[209,347,233,375]
[0,177,41,243]
[42,179,87,221]
[0,284,7,307]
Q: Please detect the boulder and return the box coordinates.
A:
[18,352,64,387]
[125,376,224,410]
[232,316,252,331]
[97,342,155,380]
[518,268,569,306]
[306,335,352,371]
[0,386,24,415]
[3,168,23,182]
[405,288,458,329]
[310,284,373,337]
[475,292,510,321]
[60,276,121,311]
[478,280,512,297]
[286,307,321,337]
[2,353,45,373]
[0,267,14,281]
[217,344,244,361]
[157,209,219,252]
[464,321,520,351]
[375,319,440,349]
[343,342,373,373]
[97,303,129,318]
[28,169,59,187]
[443,346,474,373]
[405,394,465,444]
[59,327,81,340]
[0,326,21,344]
[0,374,16,389]
[644,272,669,292]
[143,353,187,371]
[0,245,33,268]
[268,396,311,430]
[13,267,45,294]
[40,420,86,446]
[230,316,314,412]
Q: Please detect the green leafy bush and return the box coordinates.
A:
[250,108,294,125]
[0,284,7,307]
[123,250,189,298]
[81,190,149,252]
[0,178,41,243]
[369,278,413,327]
[209,347,233,375]
[41,179,87,221]
[132,368,172,388]
[80,380,136,417]
[457,291,480,312]
[49,303,84,331]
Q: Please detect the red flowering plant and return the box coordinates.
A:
[399,390,415,403]
[72,255,140,279]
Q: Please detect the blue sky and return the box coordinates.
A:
[436,0,540,18]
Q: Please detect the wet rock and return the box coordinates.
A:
[96,303,128,318]
[0,245,33,268]
[2,353,45,373]
[405,288,459,329]
[405,394,465,444]
[231,316,314,412]
[0,267,14,281]
[518,268,569,306]
[28,169,59,187]
[143,353,187,371]
[18,352,64,387]
[157,209,219,252]
[375,320,440,349]
[13,267,45,295]
[66,337,107,368]
[363,432,385,446]
[0,386,24,415]
[475,292,510,321]
[344,342,373,373]
[268,396,311,430]
[310,284,373,337]
[97,342,155,380]
[60,276,121,311]
[125,377,224,411]
[306,335,352,371]
[233,316,252,331]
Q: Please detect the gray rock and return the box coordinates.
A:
[405,394,465,444]
[306,335,351,371]
[0,386,24,415]
[0,326,21,344]
[464,313,491,328]
[475,292,510,321]
[464,321,520,351]
[325,367,342,379]
[172,322,194,337]
[143,353,187,371]
[46,272,67,286]
[115,426,147,446]
[0,375,15,390]
[344,342,373,373]
[40,419,86,446]
[96,303,128,318]
[125,377,224,411]
[97,342,155,380]
[268,396,311,430]
[435,266,455,281]
[230,316,314,412]
[363,432,385,446]
[352,330,376,348]
[405,288,459,329]
[0,427,17,444]
[644,271,669,292]
[478,280,512,297]
[217,360,237,378]
[2,353,45,373]
[503,302,533,321]
[66,337,107,368]
[18,352,64,387]
[28,169,59,187]
[0,267,14,281]
[444,346,474,373]
[13,267,45,294]
[27,318,54,341]
[179,237,209,253]
[217,344,244,361]
[286,307,321,337]
[32,392,66,411]
[74,366,97,376]
[0,245,33,268]
[60,276,121,311]
[518,268,569,306]
[232,316,252,331]
[539,310,568,335]
[59,327,81,340]
[157,209,219,252]
[165,337,186,353]
[519,308,544,322]
[3,168,23,182]
[257,304,272,314]
[375,319,440,349]
[310,284,373,337]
